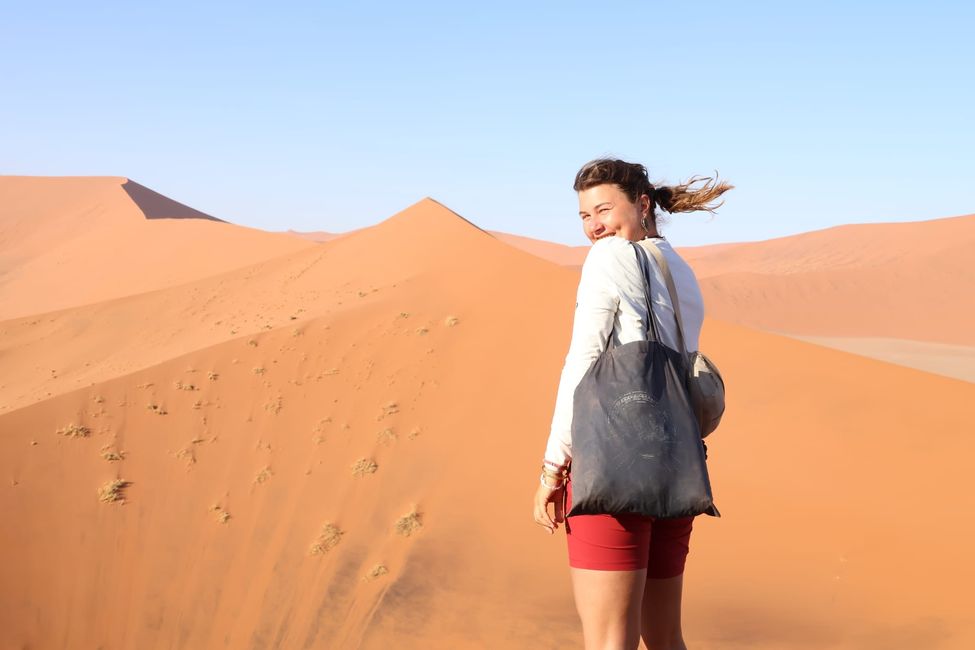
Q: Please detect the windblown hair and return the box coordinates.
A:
[573,158,734,229]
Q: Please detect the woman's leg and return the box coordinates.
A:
[570,566,646,650]
[640,515,694,650]
[640,573,686,650]
[564,476,652,649]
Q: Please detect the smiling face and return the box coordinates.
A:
[578,183,655,244]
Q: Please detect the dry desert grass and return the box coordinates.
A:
[363,563,389,581]
[351,458,378,476]
[97,478,130,503]
[309,522,343,555]
[394,508,422,537]
[56,423,90,438]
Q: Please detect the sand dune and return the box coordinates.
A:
[487,230,589,267]
[687,214,975,345]
[493,214,975,350]
[1,302,972,648]
[771,334,975,383]
[0,196,571,416]
[1,183,973,648]
[0,176,316,320]
[283,228,359,243]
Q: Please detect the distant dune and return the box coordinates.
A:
[491,214,975,375]
[282,228,356,243]
[1,178,972,649]
[686,214,975,345]
[487,230,589,267]
[0,176,316,319]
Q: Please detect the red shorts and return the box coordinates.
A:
[563,471,695,576]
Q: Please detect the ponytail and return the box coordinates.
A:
[654,172,732,214]
[574,158,733,229]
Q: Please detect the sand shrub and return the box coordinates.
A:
[97,478,129,503]
[351,458,378,476]
[394,509,422,537]
[309,522,344,555]
[100,445,124,461]
[444,316,460,326]
[254,466,272,484]
[364,563,389,581]
[56,423,90,438]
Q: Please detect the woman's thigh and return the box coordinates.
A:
[570,566,646,649]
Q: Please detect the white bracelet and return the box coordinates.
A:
[540,473,564,489]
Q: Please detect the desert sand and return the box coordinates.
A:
[1,178,973,649]
[498,214,975,375]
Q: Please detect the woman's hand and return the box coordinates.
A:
[533,481,565,535]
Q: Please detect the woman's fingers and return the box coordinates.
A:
[533,484,562,534]
[535,509,554,533]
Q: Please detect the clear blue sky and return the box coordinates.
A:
[2,1,972,246]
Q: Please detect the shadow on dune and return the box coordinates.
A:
[122,180,227,222]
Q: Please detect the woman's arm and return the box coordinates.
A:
[542,239,621,472]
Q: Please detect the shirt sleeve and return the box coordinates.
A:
[543,239,621,472]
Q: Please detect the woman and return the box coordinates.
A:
[533,158,732,650]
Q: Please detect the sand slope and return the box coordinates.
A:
[1,308,972,648]
[492,215,975,373]
[687,214,975,345]
[487,230,589,267]
[1,186,973,648]
[0,196,572,416]
[0,176,317,319]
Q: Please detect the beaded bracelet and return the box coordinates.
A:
[539,473,564,489]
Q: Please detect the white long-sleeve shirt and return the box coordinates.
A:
[542,235,705,472]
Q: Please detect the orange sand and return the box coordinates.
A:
[1,178,972,649]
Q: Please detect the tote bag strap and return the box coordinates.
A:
[635,242,693,372]
[631,244,663,344]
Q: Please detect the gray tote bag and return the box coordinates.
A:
[566,242,720,519]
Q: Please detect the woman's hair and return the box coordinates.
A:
[573,158,734,229]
